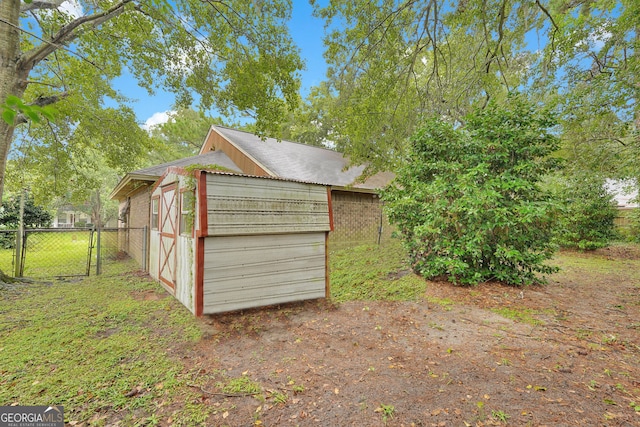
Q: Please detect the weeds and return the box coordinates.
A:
[492,409,510,422]
[490,307,544,326]
[330,242,426,302]
[271,391,288,405]
[215,376,262,395]
[377,403,395,422]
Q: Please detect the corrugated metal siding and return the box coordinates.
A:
[202,233,326,314]
[205,174,330,236]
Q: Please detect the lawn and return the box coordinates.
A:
[1,241,639,425]
[0,229,122,278]
[0,259,210,426]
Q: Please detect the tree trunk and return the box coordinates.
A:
[0,0,26,204]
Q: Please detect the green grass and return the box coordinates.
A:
[0,262,208,425]
[329,240,427,302]
[0,230,125,278]
[490,307,545,326]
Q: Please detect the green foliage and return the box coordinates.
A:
[308,0,639,181]
[309,0,549,173]
[216,375,262,395]
[0,192,52,228]
[383,96,561,286]
[0,0,303,208]
[329,241,426,302]
[1,95,56,126]
[626,206,640,243]
[542,0,640,179]
[147,108,227,165]
[550,174,618,250]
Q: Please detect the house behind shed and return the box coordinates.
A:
[149,166,332,315]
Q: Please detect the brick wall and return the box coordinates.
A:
[329,189,394,249]
[119,185,151,267]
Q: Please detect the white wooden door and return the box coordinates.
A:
[159,184,177,291]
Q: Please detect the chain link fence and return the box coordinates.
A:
[0,227,148,279]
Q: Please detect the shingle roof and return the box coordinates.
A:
[212,126,394,189]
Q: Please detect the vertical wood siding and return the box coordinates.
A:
[202,233,327,314]
[175,235,195,314]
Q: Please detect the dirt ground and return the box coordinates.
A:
[169,246,640,426]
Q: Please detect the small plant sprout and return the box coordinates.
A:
[272,391,288,404]
[499,358,511,366]
[492,409,510,422]
[376,403,395,422]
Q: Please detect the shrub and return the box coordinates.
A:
[382,96,561,286]
[551,174,618,250]
[0,193,52,229]
[627,204,640,243]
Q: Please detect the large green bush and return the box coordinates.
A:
[550,174,618,250]
[383,97,561,286]
[0,193,52,228]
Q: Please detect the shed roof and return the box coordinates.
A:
[111,125,394,201]
[110,150,241,200]
[204,125,394,190]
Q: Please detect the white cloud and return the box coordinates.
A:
[141,111,173,132]
[59,0,83,18]
[589,29,612,51]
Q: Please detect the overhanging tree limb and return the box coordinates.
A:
[18,0,132,73]
[20,0,66,13]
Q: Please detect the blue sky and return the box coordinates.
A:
[133,1,328,129]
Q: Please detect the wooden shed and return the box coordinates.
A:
[149,166,333,315]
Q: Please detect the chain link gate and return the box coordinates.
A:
[0,227,147,279]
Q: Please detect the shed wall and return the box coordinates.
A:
[175,235,195,313]
[205,174,331,236]
[202,233,326,314]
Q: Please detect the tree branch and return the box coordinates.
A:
[0,17,101,70]
[18,0,133,73]
[13,92,68,125]
[20,0,65,13]
[535,0,558,53]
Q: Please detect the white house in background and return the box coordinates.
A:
[606,179,639,208]
[52,206,117,228]
[52,206,91,228]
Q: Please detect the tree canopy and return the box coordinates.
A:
[0,0,303,201]
[306,0,638,179]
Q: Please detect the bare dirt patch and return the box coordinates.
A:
[170,249,640,426]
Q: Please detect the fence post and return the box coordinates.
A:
[96,225,102,275]
[95,188,103,276]
[142,225,148,271]
[14,190,25,277]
